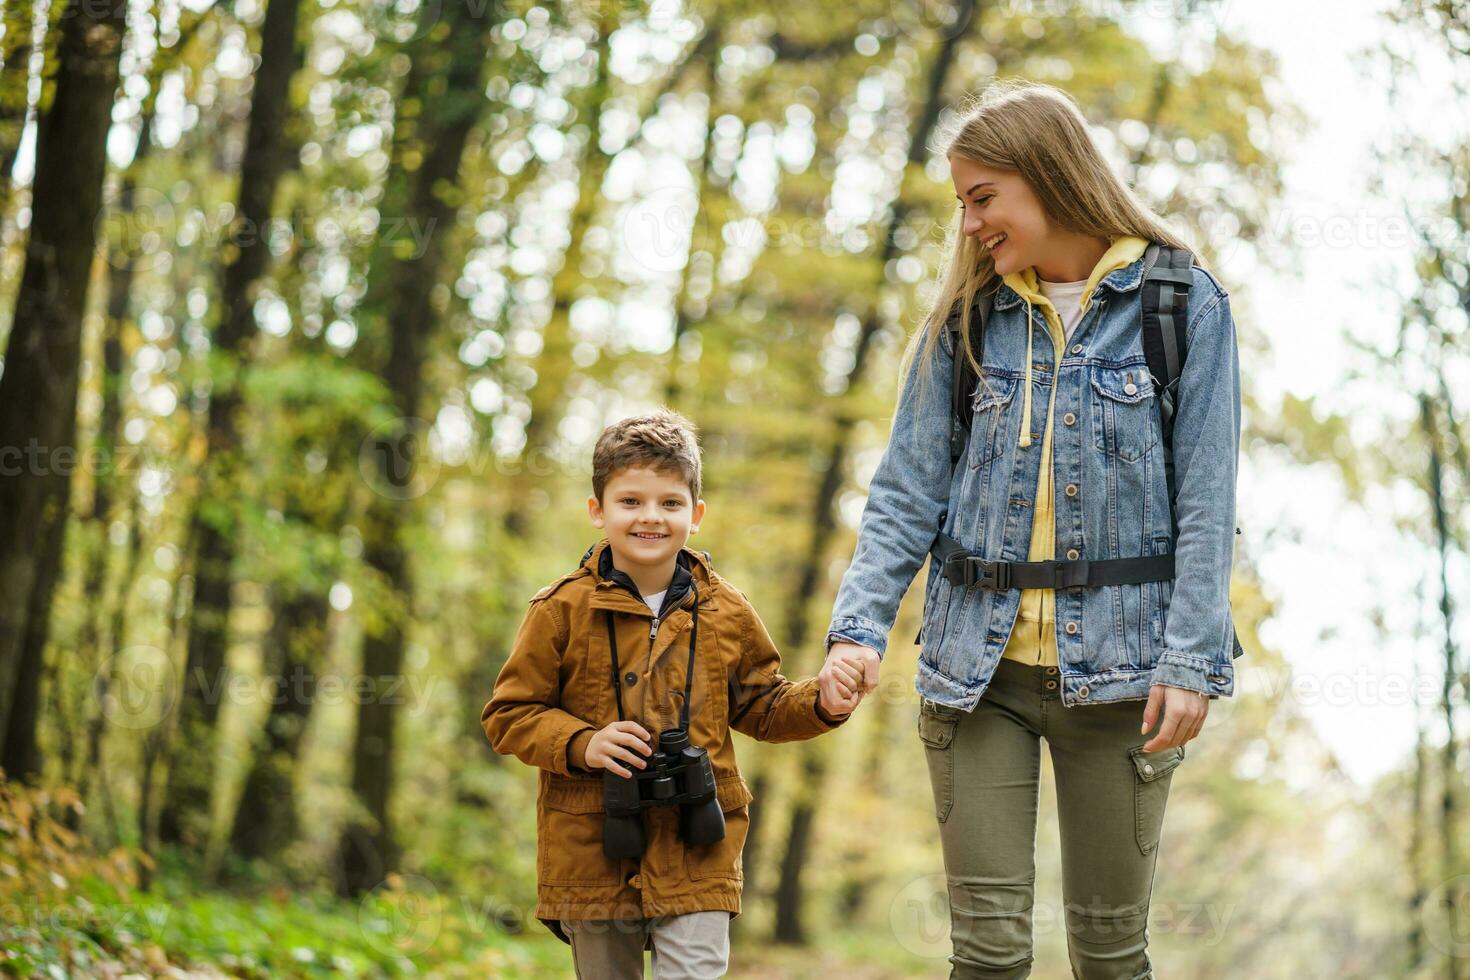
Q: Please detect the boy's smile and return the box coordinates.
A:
[589,465,706,601]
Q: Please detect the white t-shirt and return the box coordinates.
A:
[1038,276,1089,343]
[642,589,668,616]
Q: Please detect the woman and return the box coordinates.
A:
[817,80,1241,979]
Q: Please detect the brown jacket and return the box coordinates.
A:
[481,538,847,943]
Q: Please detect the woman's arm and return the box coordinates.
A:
[825,324,958,661]
[1148,274,1241,699]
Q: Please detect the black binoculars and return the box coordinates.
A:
[601,727,725,859]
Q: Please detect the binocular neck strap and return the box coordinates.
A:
[602,581,700,728]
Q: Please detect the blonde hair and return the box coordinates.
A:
[907,79,1205,407]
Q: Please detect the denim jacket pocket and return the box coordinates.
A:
[1090,364,1158,464]
[969,373,1017,469]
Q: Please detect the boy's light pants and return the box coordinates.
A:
[562,910,731,979]
[920,656,1187,979]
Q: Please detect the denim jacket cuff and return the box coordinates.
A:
[1150,650,1234,699]
[825,617,889,660]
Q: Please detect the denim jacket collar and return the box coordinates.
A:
[992,255,1148,312]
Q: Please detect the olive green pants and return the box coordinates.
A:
[918,657,1186,980]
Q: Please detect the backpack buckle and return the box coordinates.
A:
[943,554,1009,590]
[966,559,1010,590]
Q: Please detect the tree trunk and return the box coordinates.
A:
[1407,701,1428,973]
[159,0,303,848]
[1422,394,1465,979]
[334,0,491,897]
[771,4,971,943]
[661,24,722,407]
[229,585,326,860]
[0,0,127,766]
[500,16,614,540]
[72,0,220,817]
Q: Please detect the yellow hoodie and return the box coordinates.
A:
[998,235,1151,668]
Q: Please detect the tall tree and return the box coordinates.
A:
[68,0,222,819]
[334,0,495,896]
[159,0,305,847]
[769,2,971,942]
[498,8,616,540]
[0,0,128,774]
[1421,392,1466,980]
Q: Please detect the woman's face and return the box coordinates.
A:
[949,155,1051,278]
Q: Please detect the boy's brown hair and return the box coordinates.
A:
[592,408,702,504]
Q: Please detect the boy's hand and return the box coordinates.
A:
[819,642,879,716]
[585,721,653,778]
[818,673,860,719]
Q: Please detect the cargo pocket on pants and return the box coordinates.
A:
[1130,743,1185,856]
[918,699,963,824]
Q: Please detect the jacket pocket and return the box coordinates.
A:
[684,774,753,880]
[919,566,958,653]
[1130,743,1185,856]
[539,776,626,886]
[918,699,963,823]
[969,374,1017,469]
[1091,364,1158,464]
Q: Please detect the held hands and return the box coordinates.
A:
[1140,684,1209,752]
[585,720,653,778]
[818,641,881,716]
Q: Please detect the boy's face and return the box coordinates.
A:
[588,465,705,566]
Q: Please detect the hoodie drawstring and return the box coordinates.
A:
[1018,296,1036,449]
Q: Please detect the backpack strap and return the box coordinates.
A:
[1139,244,1246,662]
[1140,243,1194,540]
[946,284,997,473]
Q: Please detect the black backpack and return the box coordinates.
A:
[924,242,1245,663]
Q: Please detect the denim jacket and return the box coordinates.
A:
[825,255,1241,709]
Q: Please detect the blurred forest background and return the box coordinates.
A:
[0,0,1467,975]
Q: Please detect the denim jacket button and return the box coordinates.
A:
[1063,412,1076,425]
[1065,621,1079,635]
[1123,382,1138,395]
[1066,548,1080,560]
[1065,484,1078,497]
[1070,344,1083,354]
[1078,686,1090,699]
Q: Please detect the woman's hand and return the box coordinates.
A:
[1140,684,1208,751]
[820,641,881,714]
[585,720,653,778]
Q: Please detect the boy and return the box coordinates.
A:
[482,409,855,978]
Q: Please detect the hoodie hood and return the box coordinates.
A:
[1000,235,1151,448]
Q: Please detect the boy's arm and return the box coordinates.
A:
[481,598,598,777]
[728,597,850,742]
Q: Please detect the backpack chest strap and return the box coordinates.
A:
[930,531,1174,590]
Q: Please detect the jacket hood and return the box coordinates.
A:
[580,537,716,618]
[1000,234,1151,448]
